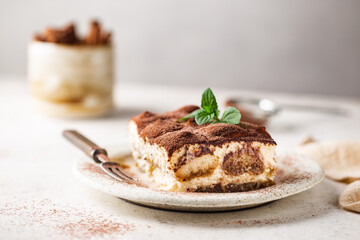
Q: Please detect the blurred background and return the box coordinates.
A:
[1,0,360,97]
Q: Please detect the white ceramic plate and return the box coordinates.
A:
[73,146,324,212]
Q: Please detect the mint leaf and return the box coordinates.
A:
[179,108,203,121]
[221,107,241,124]
[178,88,242,126]
[201,88,218,114]
[211,119,222,124]
[195,110,215,125]
[215,109,220,118]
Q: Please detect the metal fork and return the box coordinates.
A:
[63,130,137,183]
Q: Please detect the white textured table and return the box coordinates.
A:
[1,76,360,240]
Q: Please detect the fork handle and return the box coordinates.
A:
[63,130,108,163]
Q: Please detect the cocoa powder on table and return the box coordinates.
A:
[0,199,135,239]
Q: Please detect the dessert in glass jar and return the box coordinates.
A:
[28,21,114,118]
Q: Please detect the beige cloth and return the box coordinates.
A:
[297,140,360,183]
[297,140,360,213]
[339,180,360,213]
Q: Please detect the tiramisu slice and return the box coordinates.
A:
[128,105,277,192]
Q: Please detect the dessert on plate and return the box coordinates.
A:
[28,20,113,118]
[128,89,277,192]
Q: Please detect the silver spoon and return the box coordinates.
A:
[228,97,347,123]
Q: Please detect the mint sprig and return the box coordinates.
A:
[179,88,241,125]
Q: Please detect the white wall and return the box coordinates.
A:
[1,0,360,97]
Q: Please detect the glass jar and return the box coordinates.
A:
[28,41,114,118]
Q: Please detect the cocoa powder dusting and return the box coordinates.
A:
[130,105,276,156]
[0,199,135,239]
[81,162,105,175]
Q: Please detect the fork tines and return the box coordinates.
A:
[100,162,138,183]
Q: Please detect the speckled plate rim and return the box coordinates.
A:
[73,146,324,210]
